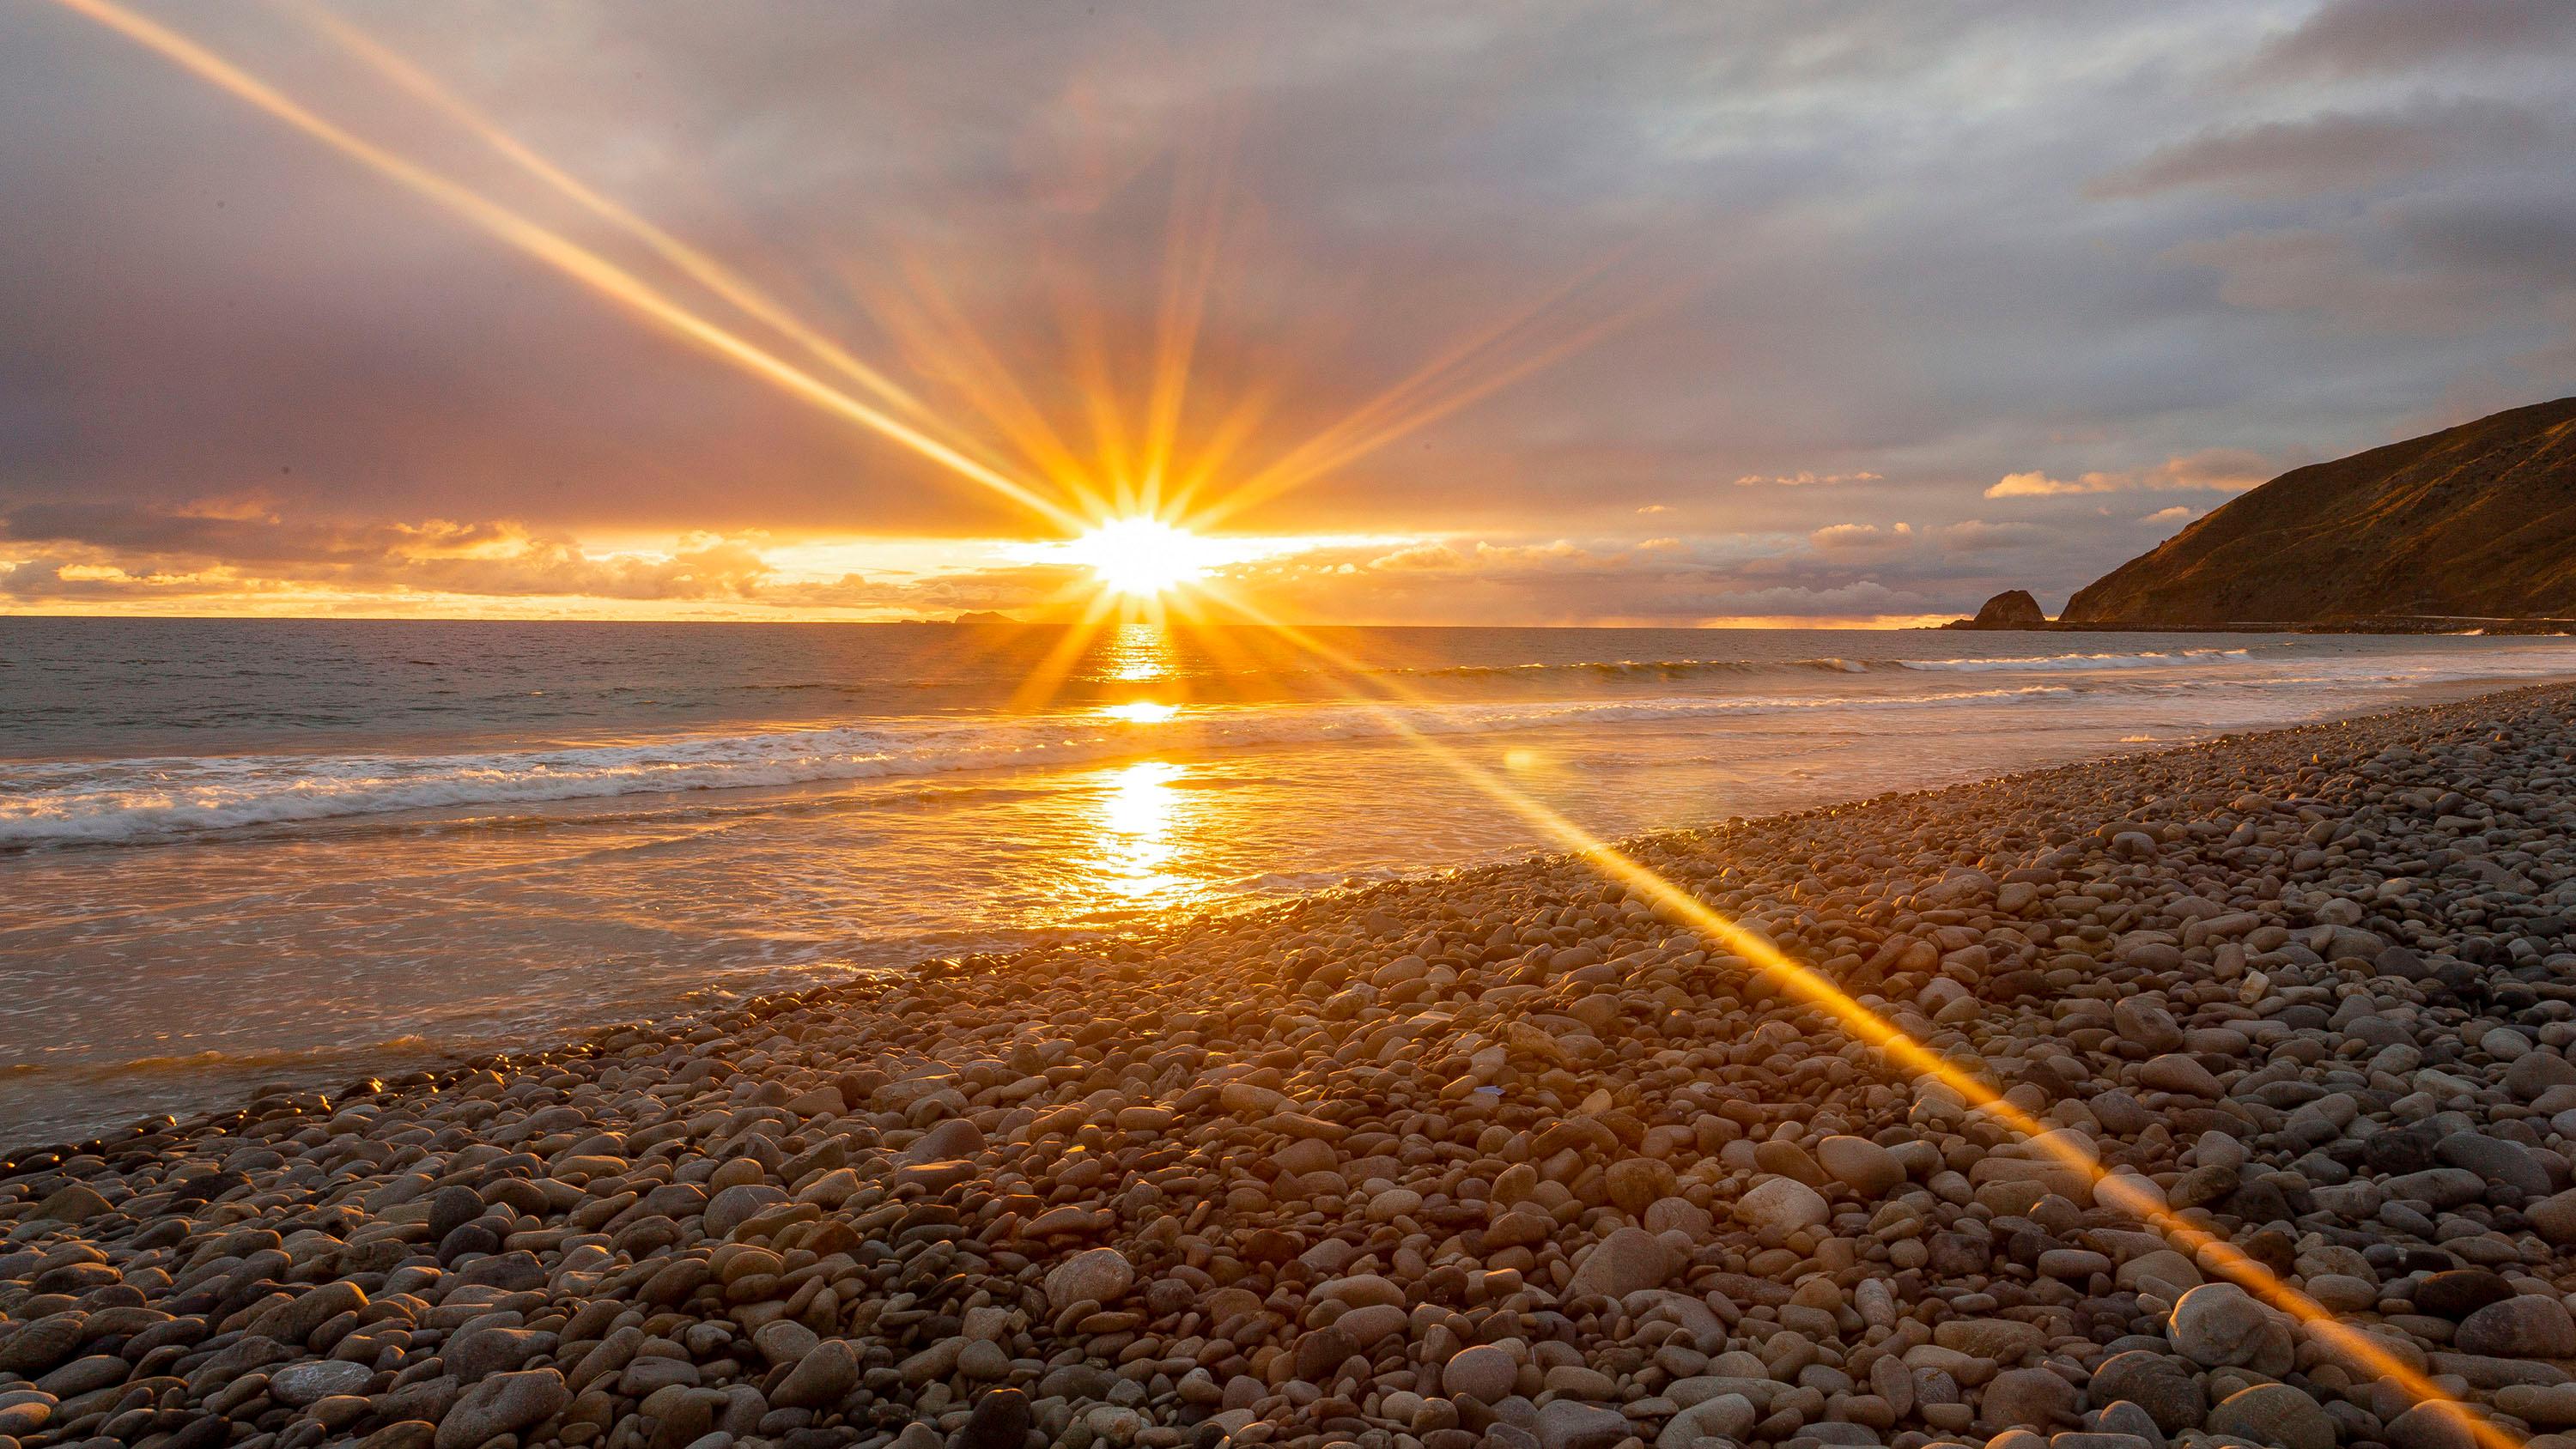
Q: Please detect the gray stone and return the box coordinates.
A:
[1816,1137,1905,1197]
[2455,1294,2576,1359]
[1657,1392,1756,1448]
[1443,1344,1519,1403]
[703,1183,787,1238]
[1736,1177,1831,1241]
[1981,1367,2077,1430]
[2203,1383,2334,1449]
[432,1368,569,1449]
[1534,1398,1629,1449]
[1566,1226,1680,1300]
[1043,1247,1135,1308]
[2434,1134,2550,1197]
[2383,1402,2481,1449]
[270,1359,373,1407]
[2168,1283,2293,1375]
[772,1340,860,1410]
[2088,1353,2204,1434]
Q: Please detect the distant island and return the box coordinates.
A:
[1952,395,2576,631]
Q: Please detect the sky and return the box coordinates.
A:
[2,0,2572,626]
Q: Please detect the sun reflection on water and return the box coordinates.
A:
[1102,700,1179,723]
[1092,759,1201,910]
[1098,622,1178,683]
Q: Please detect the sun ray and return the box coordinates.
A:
[858,249,1103,500]
[1191,252,1674,528]
[1138,124,1242,521]
[1005,592,1122,713]
[1181,583,2518,1449]
[283,0,953,430]
[46,0,1087,535]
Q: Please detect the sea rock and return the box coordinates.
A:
[1962,591,2046,628]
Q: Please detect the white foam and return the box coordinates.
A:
[1901,648,2254,673]
[0,685,2071,847]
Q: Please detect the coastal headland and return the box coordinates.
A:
[9,688,2576,1449]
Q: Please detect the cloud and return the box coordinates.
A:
[1935,520,2043,551]
[1735,471,1885,487]
[2141,505,2196,524]
[0,3,2571,620]
[1986,448,2276,498]
[1807,521,1911,553]
[2091,102,2546,201]
[2251,0,2576,78]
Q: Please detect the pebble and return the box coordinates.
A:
[11,689,2576,1449]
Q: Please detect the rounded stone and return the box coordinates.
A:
[1817,1136,1905,1197]
[1442,1344,1518,1403]
[1043,1246,1136,1309]
[2168,1282,2293,1374]
[1737,1175,1831,1241]
[2205,1383,2335,1449]
[2456,1294,2576,1358]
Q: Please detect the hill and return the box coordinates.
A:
[2060,397,2576,627]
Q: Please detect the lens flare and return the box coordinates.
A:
[45,0,1080,535]
[1060,518,1236,599]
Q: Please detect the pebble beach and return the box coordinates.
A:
[11,684,2576,1449]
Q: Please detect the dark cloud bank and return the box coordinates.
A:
[1,0,2571,620]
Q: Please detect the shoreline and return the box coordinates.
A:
[7,685,2576,1449]
[9,664,2568,1151]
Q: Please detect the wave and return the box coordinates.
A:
[12,638,2576,850]
[1386,646,2269,682]
[0,685,2076,848]
[1900,648,2253,673]
[1392,655,1876,681]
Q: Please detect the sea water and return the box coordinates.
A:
[4,616,2570,1143]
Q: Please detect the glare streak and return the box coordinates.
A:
[52,0,1084,534]
[287,0,949,429]
[1203,597,2517,1449]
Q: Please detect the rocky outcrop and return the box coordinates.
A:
[2063,396,2576,626]
[1953,589,2047,628]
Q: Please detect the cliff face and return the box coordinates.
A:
[2061,397,2576,626]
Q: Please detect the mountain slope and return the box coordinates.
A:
[2061,397,2576,626]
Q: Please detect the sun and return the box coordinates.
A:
[1061,517,1233,599]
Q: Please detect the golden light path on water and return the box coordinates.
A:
[43,2,2515,1440]
[1094,760,1196,910]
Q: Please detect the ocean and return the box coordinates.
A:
[4,616,2571,1145]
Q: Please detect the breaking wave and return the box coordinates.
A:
[1,685,2075,848]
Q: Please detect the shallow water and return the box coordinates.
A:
[4,617,2571,1143]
